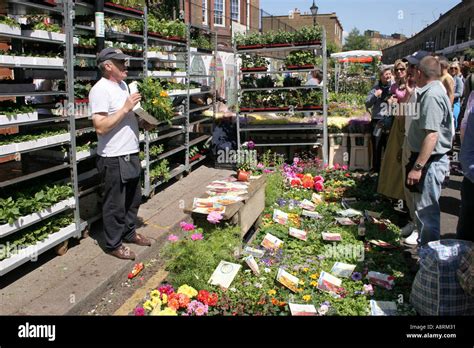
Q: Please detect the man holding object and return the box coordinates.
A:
[89,48,154,260]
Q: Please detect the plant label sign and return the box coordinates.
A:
[273,209,288,225]
[312,193,323,204]
[261,233,284,250]
[337,208,362,218]
[288,303,317,316]
[276,268,300,293]
[302,210,323,219]
[299,199,315,211]
[330,262,356,278]
[244,255,260,276]
[370,300,398,316]
[335,217,356,226]
[289,227,307,241]
[368,240,396,249]
[243,246,265,258]
[367,271,395,290]
[208,261,241,289]
[317,271,342,294]
[128,81,159,126]
[322,232,342,242]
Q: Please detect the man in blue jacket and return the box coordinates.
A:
[365,65,394,173]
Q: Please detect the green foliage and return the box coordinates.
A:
[0,128,68,146]
[32,22,61,33]
[343,28,371,51]
[148,15,186,39]
[284,50,316,67]
[265,171,285,207]
[123,19,143,33]
[0,213,73,261]
[149,159,170,183]
[162,224,241,290]
[76,37,96,47]
[149,144,165,158]
[235,26,322,47]
[147,0,179,20]
[137,77,174,123]
[0,15,20,28]
[0,101,35,117]
[191,35,213,51]
[241,89,322,109]
[0,184,73,225]
[241,55,269,69]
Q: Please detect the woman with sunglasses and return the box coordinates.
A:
[377,60,408,203]
[450,62,465,129]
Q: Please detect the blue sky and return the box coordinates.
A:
[259,0,462,38]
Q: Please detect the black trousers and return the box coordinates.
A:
[97,155,142,251]
[370,119,388,173]
[457,177,474,242]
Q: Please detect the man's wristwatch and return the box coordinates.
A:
[413,162,424,171]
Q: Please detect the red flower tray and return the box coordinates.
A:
[286,64,315,70]
[105,2,144,15]
[241,67,268,72]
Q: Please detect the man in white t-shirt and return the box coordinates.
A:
[89,48,153,260]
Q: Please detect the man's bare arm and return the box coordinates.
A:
[92,93,141,135]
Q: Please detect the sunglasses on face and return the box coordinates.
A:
[395,68,406,72]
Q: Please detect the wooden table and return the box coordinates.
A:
[184,175,266,237]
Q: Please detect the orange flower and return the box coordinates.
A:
[160,91,169,97]
[168,298,180,310]
[271,298,279,306]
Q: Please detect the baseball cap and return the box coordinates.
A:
[97,47,130,63]
[404,50,430,66]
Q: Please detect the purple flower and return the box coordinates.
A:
[207,211,223,224]
[322,301,331,307]
[277,198,287,207]
[264,169,273,173]
[351,272,363,281]
[134,307,145,316]
[191,233,203,241]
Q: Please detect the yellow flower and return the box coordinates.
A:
[296,288,303,293]
[310,273,319,280]
[156,307,177,316]
[310,281,318,287]
[160,91,169,97]
[143,300,154,311]
[302,268,309,273]
[150,305,162,316]
[150,290,160,298]
[177,284,198,298]
[267,289,276,296]
[152,98,159,106]
[151,297,162,308]
[299,280,305,286]
[161,293,168,305]
[302,295,312,302]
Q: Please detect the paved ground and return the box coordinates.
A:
[0,161,463,316]
[0,164,233,315]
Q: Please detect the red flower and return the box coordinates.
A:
[345,173,351,177]
[296,174,304,179]
[291,179,301,187]
[302,179,314,189]
[207,293,218,306]
[314,175,324,183]
[197,290,210,303]
[314,181,324,192]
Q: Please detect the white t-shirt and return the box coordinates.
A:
[89,78,139,157]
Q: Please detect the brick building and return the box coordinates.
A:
[183,0,260,49]
[261,8,344,49]
[383,0,474,63]
[364,30,406,50]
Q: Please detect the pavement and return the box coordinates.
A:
[0,164,234,315]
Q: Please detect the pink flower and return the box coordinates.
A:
[342,165,348,171]
[158,284,174,295]
[168,234,179,242]
[293,157,300,165]
[323,163,329,169]
[264,169,273,173]
[257,163,264,169]
[314,175,324,183]
[134,307,145,316]
[334,163,340,170]
[191,233,203,241]
[207,211,223,224]
[180,221,196,231]
[314,181,324,192]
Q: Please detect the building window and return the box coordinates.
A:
[214,0,225,26]
[231,0,240,22]
[202,0,208,25]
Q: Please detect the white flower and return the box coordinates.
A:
[230,287,237,292]
[318,304,329,315]
[264,268,271,273]
[254,283,262,288]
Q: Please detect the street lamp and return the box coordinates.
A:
[310,0,318,27]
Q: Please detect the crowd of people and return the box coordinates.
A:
[365,51,474,257]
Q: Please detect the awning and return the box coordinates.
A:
[331,50,383,63]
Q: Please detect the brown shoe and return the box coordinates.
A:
[125,233,152,247]
[108,245,136,260]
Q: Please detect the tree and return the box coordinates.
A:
[343,28,370,51]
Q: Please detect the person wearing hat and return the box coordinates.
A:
[404,53,453,247]
[89,48,154,260]
[365,64,394,173]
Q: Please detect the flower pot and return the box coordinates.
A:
[237,170,252,182]
[241,67,268,72]
[237,44,264,50]
[286,64,314,70]
[104,2,144,15]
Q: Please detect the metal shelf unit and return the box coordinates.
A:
[234,33,329,164]
[0,0,84,276]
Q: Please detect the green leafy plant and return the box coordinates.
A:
[148,15,186,39]
[284,51,316,67]
[0,15,20,28]
[241,55,269,69]
[0,128,68,146]
[32,22,61,33]
[191,35,212,51]
[149,159,170,183]
[0,101,35,117]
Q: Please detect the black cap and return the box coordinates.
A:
[404,50,430,66]
[97,47,130,63]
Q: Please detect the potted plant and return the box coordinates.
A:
[284,51,316,70]
[104,0,144,15]
[293,26,322,46]
[241,55,269,72]
[236,141,257,181]
[235,32,263,50]
[0,15,20,35]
